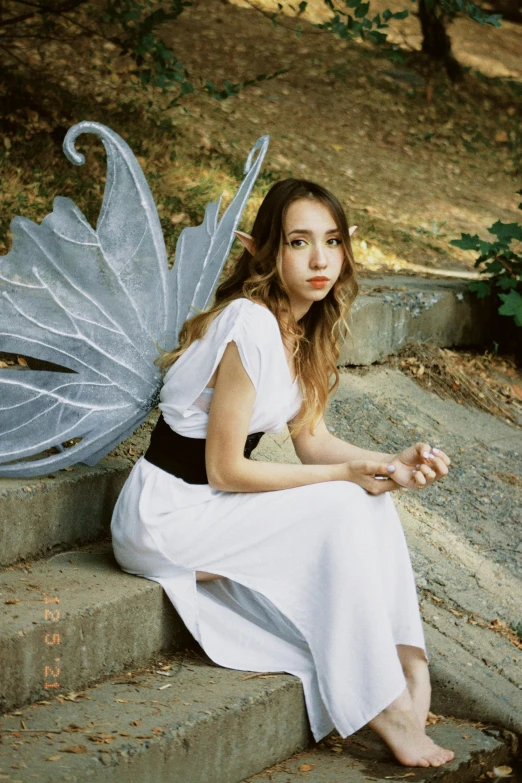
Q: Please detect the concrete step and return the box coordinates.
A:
[0,647,312,783]
[0,542,192,714]
[341,276,495,365]
[2,540,522,742]
[0,647,518,783]
[0,277,494,377]
[242,720,519,783]
[0,457,131,569]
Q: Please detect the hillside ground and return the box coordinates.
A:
[0,0,521,279]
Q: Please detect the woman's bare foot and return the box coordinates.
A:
[367,686,455,768]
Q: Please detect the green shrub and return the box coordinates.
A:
[450,189,522,328]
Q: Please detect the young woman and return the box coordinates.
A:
[110,178,454,768]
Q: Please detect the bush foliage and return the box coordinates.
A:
[450,189,522,329]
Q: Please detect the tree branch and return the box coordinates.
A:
[0,0,87,28]
[241,0,323,35]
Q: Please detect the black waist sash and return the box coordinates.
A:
[143,413,264,484]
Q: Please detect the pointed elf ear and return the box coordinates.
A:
[234,230,256,255]
[348,225,358,237]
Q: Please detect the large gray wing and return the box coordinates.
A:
[0,122,269,477]
[168,135,269,345]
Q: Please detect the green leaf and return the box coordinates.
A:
[469,280,492,298]
[498,290,522,326]
[489,220,522,243]
[450,233,480,251]
[354,2,370,17]
[497,276,518,291]
[367,29,387,41]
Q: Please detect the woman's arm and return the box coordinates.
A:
[291,415,394,465]
[291,414,450,489]
[205,342,394,494]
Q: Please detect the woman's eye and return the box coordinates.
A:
[290,239,307,248]
[327,237,342,246]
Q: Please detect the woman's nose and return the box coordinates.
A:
[311,243,328,269]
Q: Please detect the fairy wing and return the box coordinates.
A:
[0,121,269,477]
[168,136,269,343]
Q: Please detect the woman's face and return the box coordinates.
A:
[281,198,344,320]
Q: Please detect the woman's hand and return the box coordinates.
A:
[388,442,451,490]
[342,460,403,496]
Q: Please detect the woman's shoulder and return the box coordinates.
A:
[217,297,279,331]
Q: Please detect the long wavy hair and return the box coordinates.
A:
[155,178,359,435]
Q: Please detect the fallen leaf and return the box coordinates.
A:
[240,673,277,680]
[494,131,508,143]
[64,745,89,753]
[46,755,62,761]
[425,711,444,725]
[512,385,522,401]
[331,144,342,151]
[60,692,85,702]
[17,357,28,367]
[87,733,115,744]
[300,763,315,772]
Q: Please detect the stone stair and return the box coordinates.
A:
[2,456,520,781]
[241,721,519,783]
[1,277,520,781]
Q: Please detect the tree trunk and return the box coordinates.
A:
[418,0,464,81]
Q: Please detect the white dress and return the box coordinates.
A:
[110,297,429,742]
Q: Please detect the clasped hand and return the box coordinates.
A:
[347,442,451,496]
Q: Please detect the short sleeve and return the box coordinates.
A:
[159,298,277,421]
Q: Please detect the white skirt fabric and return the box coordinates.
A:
[110,454,429,742]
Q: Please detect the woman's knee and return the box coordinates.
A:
[196,570,223,581]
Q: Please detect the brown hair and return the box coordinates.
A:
[155,178,359,435]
